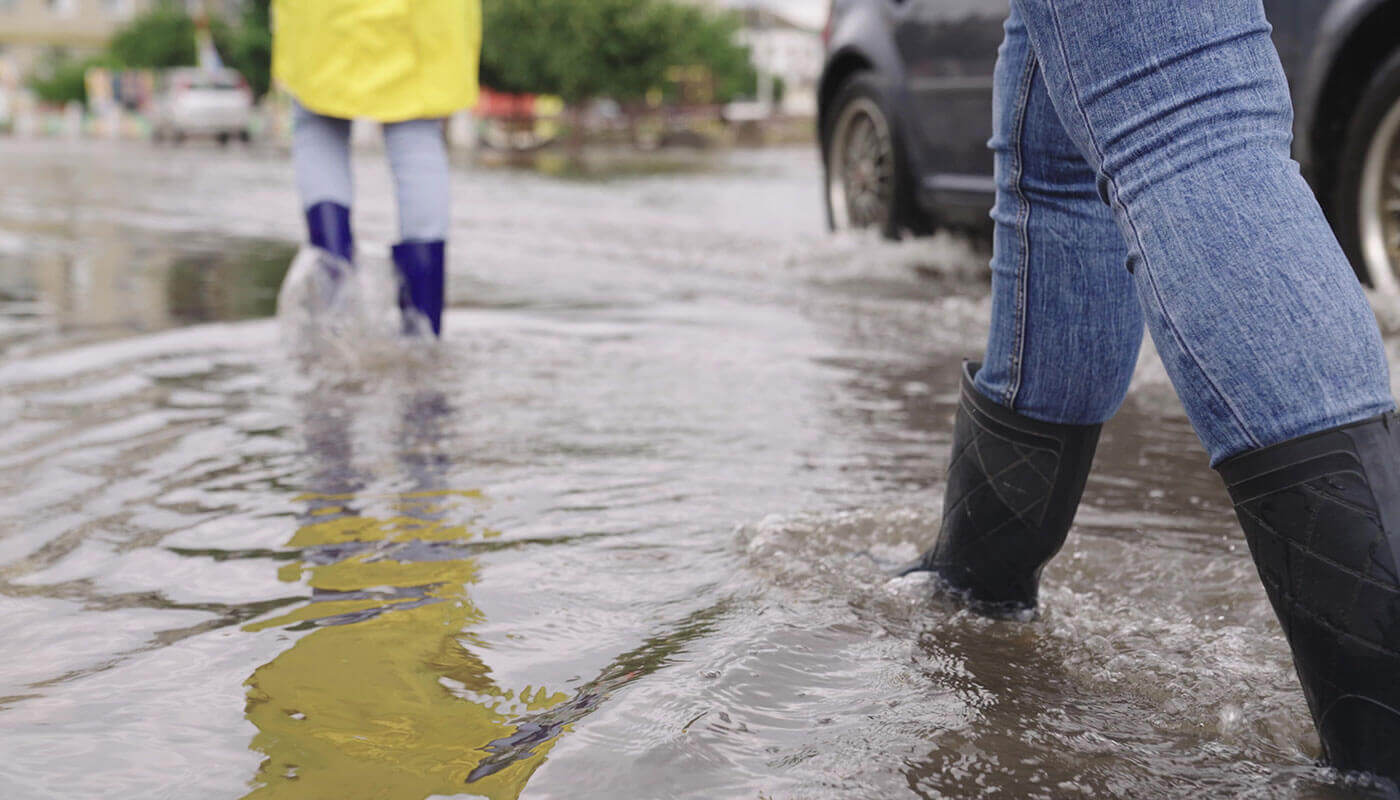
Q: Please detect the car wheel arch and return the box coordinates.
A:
[819,50,876,144]
[818,1,909,147]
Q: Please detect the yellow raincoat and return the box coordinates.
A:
[272,0,481,122]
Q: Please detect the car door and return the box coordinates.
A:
[1263,0,1308,82]
[893,0,1006,211]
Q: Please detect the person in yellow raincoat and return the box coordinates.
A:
[272,0,482,336]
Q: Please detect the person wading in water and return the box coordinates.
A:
[272,0,481,337]
[900,0,1400,786]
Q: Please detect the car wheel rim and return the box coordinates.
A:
[1360,95,1400,294]
[827,97,894,231]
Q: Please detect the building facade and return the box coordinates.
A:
[0,0,240,79]
[0,0,155,77]
[734,7,822,116]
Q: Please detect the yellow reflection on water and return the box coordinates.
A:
[242,492,566,800]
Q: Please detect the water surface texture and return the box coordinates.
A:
[2,140,1397,799]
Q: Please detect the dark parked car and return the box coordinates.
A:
[819,0,1400,291]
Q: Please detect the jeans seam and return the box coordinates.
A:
[1040,0,1263,452]
[1005,50,1039,409]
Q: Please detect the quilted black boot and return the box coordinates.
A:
[1217,414,1400,784]
[903,362,1100,617]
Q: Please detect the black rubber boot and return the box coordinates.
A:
[904,362,1100,617]
[1217,414,1400,785]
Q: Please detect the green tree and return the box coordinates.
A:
[660,3,756,104]
[102,0,271,97]
[108,3,198,69]
[26,49,119,105]
[481,0,755,105]
[27,50,93,105]
[217,0,273,99]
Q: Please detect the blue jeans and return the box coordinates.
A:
[292,101,451,242]
[974,0,1394,464]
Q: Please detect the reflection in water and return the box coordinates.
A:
[165,240,296,326]
[241,502,565,798]
[467,602,727,783]
[240,376,735,797]
[0,213,293,356]
[241,386,567,798]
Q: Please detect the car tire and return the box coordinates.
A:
[1334,49,1400,291]
[822,72,931,239]
[217,132,232,147]
[239,129,252,144]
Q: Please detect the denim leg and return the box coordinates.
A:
[383,118,451,242]
[976,8,1144,426]
[1009,0,1393,463]
[292,101,354,211]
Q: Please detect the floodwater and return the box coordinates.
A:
[2,139,1399,799]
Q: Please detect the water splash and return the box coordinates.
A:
[275,247,437,374]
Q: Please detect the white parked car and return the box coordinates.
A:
[153,67,253,145]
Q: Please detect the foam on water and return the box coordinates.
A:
[726,505,1392,798]
[275,246,443,379]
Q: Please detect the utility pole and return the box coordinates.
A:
[755,6,774,117]
[193,0,224,70]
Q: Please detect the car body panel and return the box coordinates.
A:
[893,0,1001,180]
[820,0,1397,229]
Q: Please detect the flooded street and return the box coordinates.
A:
[2,139,1397,799]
